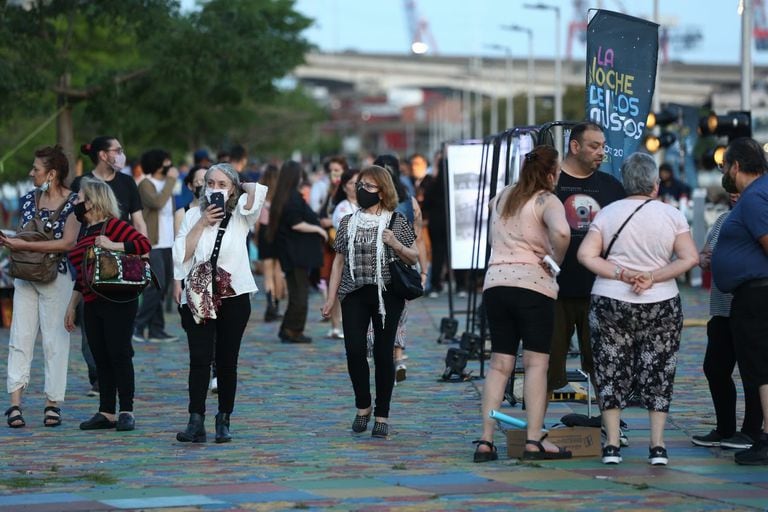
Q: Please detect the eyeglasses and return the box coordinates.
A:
[357,181,379,192]
[106,147,124,154]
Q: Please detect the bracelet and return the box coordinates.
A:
[619,269,625,281]
[613,266,622,280]
[649,272,654,284]
[420,272,427,276]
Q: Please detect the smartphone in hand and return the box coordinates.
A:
[210,192,225,211]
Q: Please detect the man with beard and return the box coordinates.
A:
[547,123,625,415]
[691,165,763,452]
[711,137,768,465]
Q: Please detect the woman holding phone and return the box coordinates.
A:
[173,164,267,443]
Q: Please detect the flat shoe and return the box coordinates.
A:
[473,439,499,462]
[116,412,135,431]
[521,433,572,460]
[43,406,62,427]
[371,421,389,438]
[80,413,117,430]
[352,412,371,433]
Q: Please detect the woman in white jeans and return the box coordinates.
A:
[0,145,79,428]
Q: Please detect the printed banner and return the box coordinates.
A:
[585,10,659,180]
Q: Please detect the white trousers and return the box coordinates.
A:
[7,272,74,402]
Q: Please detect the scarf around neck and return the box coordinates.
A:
[347,209,393,326]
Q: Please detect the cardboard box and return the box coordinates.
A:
[506,426,601,458]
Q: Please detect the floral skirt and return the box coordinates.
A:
[589,294,682,412]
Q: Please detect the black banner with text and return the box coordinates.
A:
[585,10,659,180]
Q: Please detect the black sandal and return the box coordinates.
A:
[5,406,25,428]
[521,433,572,460]
[44,406,62,427]
[473,439,499,462]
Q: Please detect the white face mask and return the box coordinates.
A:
[111,152,127,171]
[205,188,230,202]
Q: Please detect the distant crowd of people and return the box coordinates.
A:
[3,125,767,467]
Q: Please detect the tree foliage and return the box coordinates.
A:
[0,0,317,180]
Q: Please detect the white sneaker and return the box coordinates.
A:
[209,377,218,394]
[327,328,344,339]
[428,291,439,298]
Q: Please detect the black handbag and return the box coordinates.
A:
[387,212,423,300]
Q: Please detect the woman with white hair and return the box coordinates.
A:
[173,164,267,444]
[578,152,698,466]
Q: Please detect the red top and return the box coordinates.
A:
[68,217,151,303]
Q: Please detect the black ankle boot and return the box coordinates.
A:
[176,413,206,443]
[215,412,232,443]
[264,293,279,322]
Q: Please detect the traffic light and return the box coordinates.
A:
[698,111,752,140]
[645,108,679,153]
[644,131,677,153]
[700,145,727,170]
[646,109,678,129]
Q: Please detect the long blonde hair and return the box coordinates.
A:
[79,177,120,220]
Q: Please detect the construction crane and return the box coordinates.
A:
[403,0,438,55]
[566,0,701,63]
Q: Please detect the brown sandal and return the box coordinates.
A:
[521,433,572,460]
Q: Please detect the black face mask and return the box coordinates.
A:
[73,202,89,223]
[193,185,203,199]
[356,187,380,209]
[162,164,172,175]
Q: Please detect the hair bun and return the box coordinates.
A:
[524,151,538,162]
[80,143,92,155]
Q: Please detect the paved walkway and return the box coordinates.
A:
[0,283,766,511]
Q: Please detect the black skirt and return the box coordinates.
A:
[257,225,278,260]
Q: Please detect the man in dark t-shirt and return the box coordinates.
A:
[548,122,625,396]
[71,171,144,227]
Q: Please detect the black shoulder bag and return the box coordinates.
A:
[602,198,653,259]
[386,212,423,300]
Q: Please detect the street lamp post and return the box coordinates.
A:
[741,0,753,110]
[486,44,513,131]
[501,25,535,125]
[524,3,561,147]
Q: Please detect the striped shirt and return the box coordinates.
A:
[68,217,151,303]
[707,211,732,317]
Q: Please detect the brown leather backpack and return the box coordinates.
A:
[9,191,68,283]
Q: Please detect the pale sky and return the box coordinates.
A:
[181,0,768,65]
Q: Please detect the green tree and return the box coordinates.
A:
[0,0,313,180]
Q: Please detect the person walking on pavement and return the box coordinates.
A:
[73,136,148,398]
[472,146,571,462]
[173,164,267,443]
[711,137,768,465]
[65,178,152,432]
[547,123,625,400]
[322,165,418,438]
[2,145,79,428]
[691,172,764,451]
[268,161,327,344]
[133,149,179,343]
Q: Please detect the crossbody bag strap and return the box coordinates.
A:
[34,190,69,225]
[602,198,653,259]
[209,213,232,294]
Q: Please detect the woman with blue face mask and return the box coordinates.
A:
[1,145,79,428]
